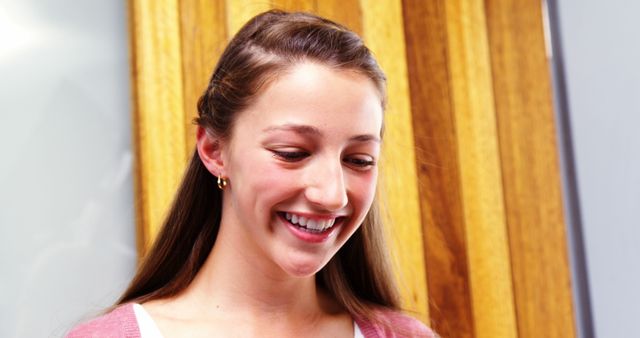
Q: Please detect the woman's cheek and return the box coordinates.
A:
[252,163,303,200]
[350,169,378,207]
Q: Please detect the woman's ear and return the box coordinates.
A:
[196,126,226,177]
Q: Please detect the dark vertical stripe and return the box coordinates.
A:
[545,1,595,337]
[402,1,476,336]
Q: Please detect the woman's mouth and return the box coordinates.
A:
[284,212,337,232]
[277,212,346,242]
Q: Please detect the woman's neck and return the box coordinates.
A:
[140,219,352,337]
[169,219,343,322]
[187,240,321,316]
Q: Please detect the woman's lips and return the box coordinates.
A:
[284,212,337,231]
[277,212,345,243]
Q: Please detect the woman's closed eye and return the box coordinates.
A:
[272,150,310,162]
[344,156,376,170]
[271,149,376,170]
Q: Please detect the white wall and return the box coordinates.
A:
[0,1,136,337]
[551,1,640,337]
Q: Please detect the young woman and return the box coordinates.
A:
[68,10,435,338]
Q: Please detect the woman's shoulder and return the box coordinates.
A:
[65,303,141,338]
[355,308,437,338]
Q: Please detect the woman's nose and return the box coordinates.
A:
[304,160,348,211]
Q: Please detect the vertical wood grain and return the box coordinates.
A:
[129,0,187,256]
[360,0,430,324]
[270,0,315,12]
[404,0,519,336]
[179,0,228,153]
[402,1,475,335]
[444,1,518,337]
[225,1,272,37]
[128,1,579,336]
[484,0,577,337]
[316,0,363,36]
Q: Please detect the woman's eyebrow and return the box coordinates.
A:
[262,123,380,143]
[350,134,380,143]
[262,123,322,136]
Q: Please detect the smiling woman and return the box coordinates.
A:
[67,10,434,338]
[210,62,382,279]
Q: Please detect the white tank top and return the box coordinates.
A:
[133,303,365,338]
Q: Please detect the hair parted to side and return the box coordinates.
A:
[118,10,400,322]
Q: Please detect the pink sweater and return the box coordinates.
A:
[66,303,435,337]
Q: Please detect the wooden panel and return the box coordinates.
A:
[484,0,577,337]
[225,1,272,37]
[129,0,187,256]
[128,1,577,336]
[360,0,430,324]
[443,1,518,337]
[404,0,519,336]
[316,0,363,36]
[270,0,315,12]
[179,0,228,153]
[402,1,475,335]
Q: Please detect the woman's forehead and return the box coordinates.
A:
[238,62,383,130]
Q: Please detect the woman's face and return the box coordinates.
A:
[220,62,383,278]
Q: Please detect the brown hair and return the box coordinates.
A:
[118,10,400,322]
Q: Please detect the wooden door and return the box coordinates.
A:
[128,1,576,336]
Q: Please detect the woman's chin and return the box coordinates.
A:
[279,254,330,278]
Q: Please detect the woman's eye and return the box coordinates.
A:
[272,150,310,162]
[344,157,376,169]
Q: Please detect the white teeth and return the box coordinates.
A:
[306,219,318,230]
[307,219,324,230]
[319,220,330,230]
[282,212,338,231]
[327,218,335,228]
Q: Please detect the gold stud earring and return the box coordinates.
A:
[217,176,228,190]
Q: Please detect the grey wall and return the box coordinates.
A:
[0,1,136,337]
[551,1,640,337]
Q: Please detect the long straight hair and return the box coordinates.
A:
[118,10,400,322]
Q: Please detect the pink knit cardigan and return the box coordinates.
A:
[66,303,435,337]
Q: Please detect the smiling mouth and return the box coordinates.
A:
[277,212,345,233]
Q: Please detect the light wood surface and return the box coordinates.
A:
[225,1,271,36]
[178,0,228,153]
[128,1,576,335]
[129,0,187,255]
[271,0,315,12]
[317,0,363,36]
[360,0,430,324]
[402,1,477,335]
[444,1,518,337]
[403,1,519,336]
[485,0,577,336]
